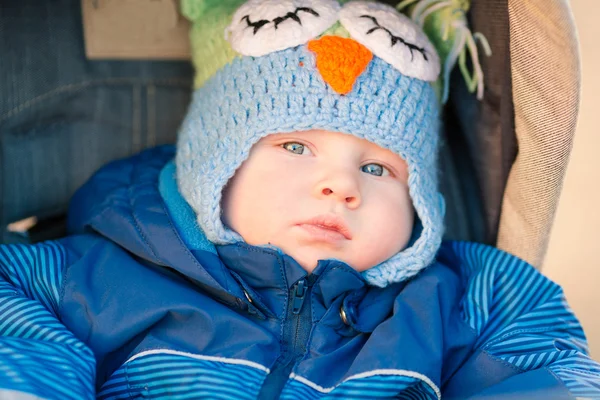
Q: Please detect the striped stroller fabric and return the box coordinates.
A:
[1,238,599,398]
[281,372,439,399]
[452,241,600,398]
[0,242,96,399]
[98,351,268,400]
[99,353,441,399]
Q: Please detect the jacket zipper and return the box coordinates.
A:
[292,278,309,350]
[257,277,315,399]
[290,276,316,364]
[292,278,308,315]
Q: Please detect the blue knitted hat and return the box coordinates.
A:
[177,0,445,287]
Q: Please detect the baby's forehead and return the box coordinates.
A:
[260,129,388,151]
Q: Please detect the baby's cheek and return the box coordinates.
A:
[351,235,404,272]
[354,193,414,269]
[220,186,236,230]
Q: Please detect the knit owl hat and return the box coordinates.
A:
[176,0,445,287]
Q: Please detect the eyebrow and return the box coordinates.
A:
[360,15,428,62]
[241,7,320,34]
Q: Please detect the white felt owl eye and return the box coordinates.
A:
[339,1,440,81]
[226,0,341,57]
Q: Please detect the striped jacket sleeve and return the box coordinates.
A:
[0,241,96,400]
[451,241,600,399]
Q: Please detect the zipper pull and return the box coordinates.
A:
[291,279,307,315]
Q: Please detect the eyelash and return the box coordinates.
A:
[281,142,311,155]
[359,15,429,62]
[280,142,393,177]
[361,163,391,177]
[241,7,320,35]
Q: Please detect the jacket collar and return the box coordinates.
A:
[69,147,399,327]
[217,242,371,314]
[160,155,406,327]
[160,157,389,321]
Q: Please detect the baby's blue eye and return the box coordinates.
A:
[361,163,390,176]
[282,142,310,155]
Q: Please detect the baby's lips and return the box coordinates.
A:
[297,213,353,240]
[307,36,373,95]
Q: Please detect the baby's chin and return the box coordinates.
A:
[281,245,377,274]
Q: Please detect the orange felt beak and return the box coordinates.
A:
[307,36,373,95]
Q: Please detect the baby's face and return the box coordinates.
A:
[221,129,414,273]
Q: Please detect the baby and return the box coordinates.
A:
[0,1,599,399]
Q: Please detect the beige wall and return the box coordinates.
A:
[543,0,600,359]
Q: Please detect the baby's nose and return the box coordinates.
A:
[321,188,360,207]
[316,177,361,209]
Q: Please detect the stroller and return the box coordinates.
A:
[0,0,590,398]
[0,0,580,270]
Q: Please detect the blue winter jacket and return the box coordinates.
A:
[0,146,599,400]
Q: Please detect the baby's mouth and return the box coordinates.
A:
[296,214,353,241]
